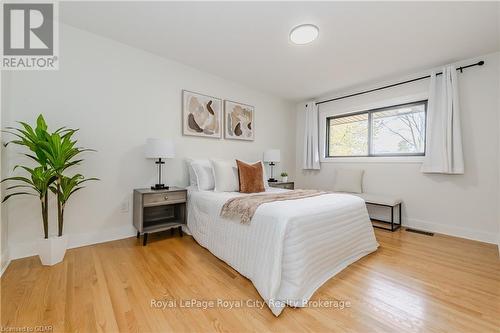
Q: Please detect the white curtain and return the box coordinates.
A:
[303,101,320,170]
[421,65,464,174]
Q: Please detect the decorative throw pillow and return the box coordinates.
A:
[238,160,269,188]
[236,160,265,193]
[211,159,240,192]
[191,160,215,191]
[332,168,364,193]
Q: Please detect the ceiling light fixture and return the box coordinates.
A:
[289,24,319,45]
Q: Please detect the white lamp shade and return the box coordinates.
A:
[263,149,280,163]
[145,138,175,159]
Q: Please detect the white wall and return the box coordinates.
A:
[0,70,8,275]
[296,52,500,244]
[497,3,500,252]
[1,24,295,260]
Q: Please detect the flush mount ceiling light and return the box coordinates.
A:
[289,24,319,45]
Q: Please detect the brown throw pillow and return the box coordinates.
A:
[236,160,265,193]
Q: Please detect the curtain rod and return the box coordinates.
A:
[314,60,484,106]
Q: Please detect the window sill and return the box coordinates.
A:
[320,156,424,164]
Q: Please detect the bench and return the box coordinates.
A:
[353,193,402,231]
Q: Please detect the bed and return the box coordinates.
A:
[186,186,378,316]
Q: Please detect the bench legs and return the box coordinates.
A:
[399,203,402,230]
[391,206,394,231]
[371,203,402,232]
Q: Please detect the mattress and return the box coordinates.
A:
[186,187,378,316]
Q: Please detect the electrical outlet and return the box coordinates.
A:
[120,198,129,213]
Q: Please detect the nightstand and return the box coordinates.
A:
[268,181,294,190]
[133,187,187,245]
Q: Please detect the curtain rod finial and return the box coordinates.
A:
[478,60,484,66]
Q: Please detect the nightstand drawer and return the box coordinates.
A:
[143,191,186,206]
[269,182,294,190]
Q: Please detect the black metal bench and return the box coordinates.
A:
[355,194,402,232]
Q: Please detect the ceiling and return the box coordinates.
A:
[60,2,500,101]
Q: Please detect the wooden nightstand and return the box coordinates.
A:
[133,187,187,245]
[268,181,294,190]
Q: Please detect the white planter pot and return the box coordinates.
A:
[38,235,68,266]
[281,176,288,182]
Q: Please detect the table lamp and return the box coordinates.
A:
[145,138,175,190]
[263,149,280,182]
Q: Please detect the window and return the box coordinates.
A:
[326,100,427,157]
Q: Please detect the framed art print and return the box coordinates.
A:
[182,90,222,139]
[224,100,255,141]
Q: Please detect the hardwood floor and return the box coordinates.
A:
[1,229,499,333]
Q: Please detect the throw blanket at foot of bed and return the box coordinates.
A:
[220,190,328,224]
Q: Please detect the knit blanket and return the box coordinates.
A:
[220,190,328,224]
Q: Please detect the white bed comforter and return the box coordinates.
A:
[187,187,378,316]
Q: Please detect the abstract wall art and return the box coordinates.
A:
[182,90,222,138]
[224,100,255,141]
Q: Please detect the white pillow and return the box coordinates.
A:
[211,159,239,192]
[191,160,215,191]
[186,159,198,187]
[333,168,364,193]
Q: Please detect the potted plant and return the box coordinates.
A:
[2,115,97,266]
[280,172,288,182]
[40,129,97,238]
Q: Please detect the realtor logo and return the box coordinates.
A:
[4,3,53,55]
[1,2,59,70]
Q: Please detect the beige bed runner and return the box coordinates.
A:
[220,190,328,224]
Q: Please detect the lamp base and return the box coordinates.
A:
[267,178,278,183]
[151,184,169,190]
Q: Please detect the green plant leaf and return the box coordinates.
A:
[5,184,33,190]
[69,186,85,196]
[2,192,36,203]
[1,176,34,185]
[36,114,47,131]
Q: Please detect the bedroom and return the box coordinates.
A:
[0,1,499,332]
